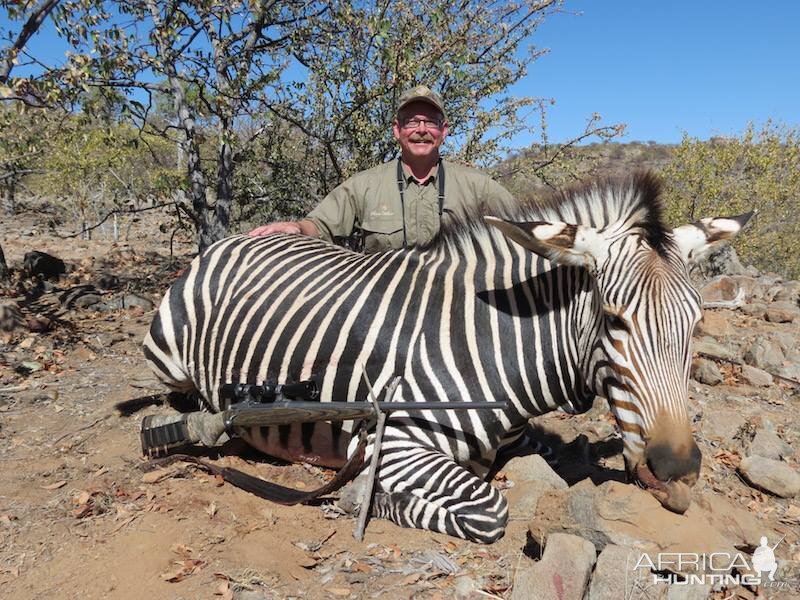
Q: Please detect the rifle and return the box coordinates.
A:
[140,379,507,458]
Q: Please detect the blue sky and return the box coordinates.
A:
[5,2,799,146]
[519,1,800,144]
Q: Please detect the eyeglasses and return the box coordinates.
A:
[399,118,444,130]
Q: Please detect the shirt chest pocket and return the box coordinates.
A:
[360,215,405,253]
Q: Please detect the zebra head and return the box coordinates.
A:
[486,175,752,509]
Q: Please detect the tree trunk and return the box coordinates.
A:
[208,119,234,245]
[2,182,15,216]
[0,243,8,280]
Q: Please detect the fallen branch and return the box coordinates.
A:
[53,202,178,239]
[353,370,402,542]
[696,351,800,387]
[51,413,111,446]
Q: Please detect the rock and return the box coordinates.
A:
[738,303,767,319]
[453,574,480,599]
[665,583,712,600]
[743,337,785,371]
[748,428,794,461]
[118,293,154,311]
[503,454,568,490]
[739,364,773,387]
[95,273,120,290]
[690,358,723,385]
[529,481,752,578]
[696,311,733,338]
[0,302,24,332]
[503,454,568,520]
[506,482,546,520]
[588,544,651,600]
[693,493,764,551]
[778,364,800,381]
[23,251,66,278]
[772,331,797,353]
[73,293,104,309]
[772,281,800,305]
[765,304,799,323]
[698,276,739,303]
[510,533,596,600]
[730,275,768,302]
[739,456,800,498]
[692,337,740,362]
[59,285,99,307]
[700,409,747,442]
[743,265,761,277]
[695,246,747,279]
[17,360,44,374]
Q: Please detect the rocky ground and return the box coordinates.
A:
[0,207,799,600]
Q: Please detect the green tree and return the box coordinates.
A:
[661,122,800,278]
[263,0,623,215]
[2,0,624,245]
[3,0,323,249]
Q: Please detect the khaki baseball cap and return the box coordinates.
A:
[397,85,446,120]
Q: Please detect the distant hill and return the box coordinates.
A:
[495,141,677,201]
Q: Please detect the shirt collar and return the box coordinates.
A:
[402,160,440,185]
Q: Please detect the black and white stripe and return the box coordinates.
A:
[144,172,748,542]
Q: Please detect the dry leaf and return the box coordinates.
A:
[74,490,93,506]
[214,581,234,600]
[713,449,741,468]
[401,573,421,585]
[781,504,800,523]
[297,554,318,569]
[41,480,67,490]
[111,515,137,533]
[325,587,352,597]
[160,559,205,582]
[170,543,195,558]
[352,561,372,573]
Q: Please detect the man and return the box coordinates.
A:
[248,85,515,253]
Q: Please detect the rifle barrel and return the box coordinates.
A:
[226,400,506,428]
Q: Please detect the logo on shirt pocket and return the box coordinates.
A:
[368,204,395,218]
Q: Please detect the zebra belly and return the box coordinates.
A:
[237,423,351,468]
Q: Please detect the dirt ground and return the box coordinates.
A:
[1,206,799,599]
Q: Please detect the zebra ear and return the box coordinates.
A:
[484,216,607,272]
[672,211,755,264]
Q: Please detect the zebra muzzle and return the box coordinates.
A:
[635,462,692,514]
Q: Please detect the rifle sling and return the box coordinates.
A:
[144,426,369,506]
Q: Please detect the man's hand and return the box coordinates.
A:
[248,221,302,237]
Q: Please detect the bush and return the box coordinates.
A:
[661,123,800,279]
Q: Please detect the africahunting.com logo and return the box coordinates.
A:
[634,535,800,590]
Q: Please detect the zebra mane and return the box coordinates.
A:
[427,170,672,257]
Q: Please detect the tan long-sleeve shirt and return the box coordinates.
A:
[307,159,516,253]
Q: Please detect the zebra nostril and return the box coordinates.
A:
[645,440,701,484]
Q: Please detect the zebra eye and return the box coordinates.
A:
[603,308,629,331]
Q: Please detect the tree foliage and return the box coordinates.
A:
[263,0,623,213]
[1,0,625,248]
[661,122,800,279]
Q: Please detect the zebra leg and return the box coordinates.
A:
[368,445,508,544]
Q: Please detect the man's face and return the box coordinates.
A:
[392,101,448,161]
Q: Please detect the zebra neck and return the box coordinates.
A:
[445,243,598,419]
